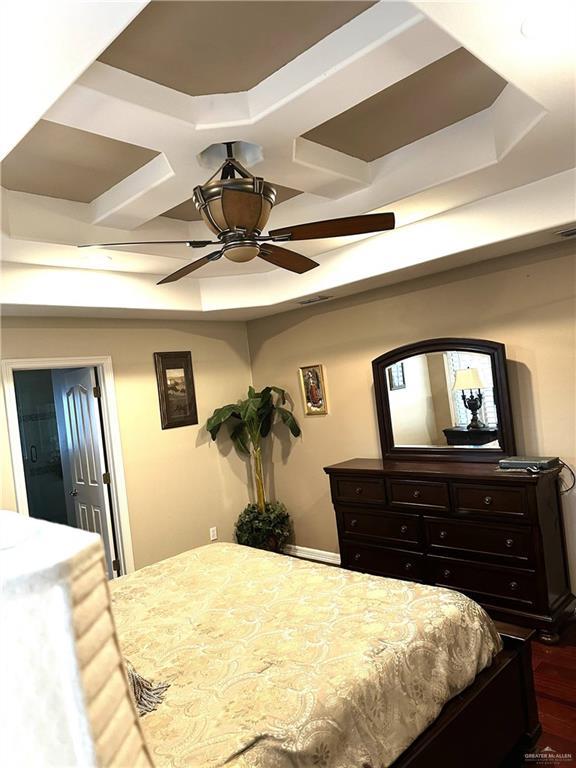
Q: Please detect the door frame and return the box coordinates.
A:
[2,355,135,574]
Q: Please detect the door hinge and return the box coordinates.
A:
[93,385,102,398]
[112,558,120,573]
[102,472,111,485]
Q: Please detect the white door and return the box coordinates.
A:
[52,367,118,578]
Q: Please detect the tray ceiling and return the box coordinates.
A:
[1,120,158,203]
[98,0,374,96]
[2,0,574,320]
[302,48,507,161]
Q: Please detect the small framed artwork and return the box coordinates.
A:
[299,364,328,415]
[154,351,198,429]
[387,362,406,391]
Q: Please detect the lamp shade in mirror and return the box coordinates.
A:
[453,367,484,391]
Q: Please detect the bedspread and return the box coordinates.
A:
[110,543,501,768]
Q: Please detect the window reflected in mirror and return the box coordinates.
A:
[386,351,500,450]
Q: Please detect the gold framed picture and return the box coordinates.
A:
[298,364,328,415]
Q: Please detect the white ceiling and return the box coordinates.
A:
[1,0,575,320]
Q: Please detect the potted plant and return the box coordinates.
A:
[206,386,301,552]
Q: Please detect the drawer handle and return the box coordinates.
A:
[350,519,358,528]
[404,562,413,572]
[400,525,408,534]
[443,569,451,579]
[505,538,514,548]
[483,496,493,506]
[354,552,361,561]
[509,581,519,592]
[439,530,448,540]
[355,487,363,496]
[412,489,421,499]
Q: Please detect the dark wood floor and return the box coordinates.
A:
[528,623,576,765]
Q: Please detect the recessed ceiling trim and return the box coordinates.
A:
[98,1,375,97]
[302,48,507,162]
[1,120,159,203]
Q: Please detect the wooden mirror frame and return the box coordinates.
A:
[372,338,516,462]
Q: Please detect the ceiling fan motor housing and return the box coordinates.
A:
[192,154,277,242]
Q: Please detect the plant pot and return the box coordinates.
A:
[235,502,291,552]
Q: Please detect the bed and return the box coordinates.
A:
[110,543,539,768]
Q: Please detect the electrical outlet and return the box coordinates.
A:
[209,527,218,541]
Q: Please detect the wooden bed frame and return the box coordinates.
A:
[391,621,540,768]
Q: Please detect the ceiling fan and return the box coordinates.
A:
[79,142,395,285]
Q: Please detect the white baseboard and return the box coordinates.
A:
[284,544,341,566]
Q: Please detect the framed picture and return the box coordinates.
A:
[154,351,198,429]
[387,362,406,391]
[298,364,328,415]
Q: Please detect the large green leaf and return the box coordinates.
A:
[206,403,240,440]
[230,422,251,455]
[257,389,274,437]
[269,386,286,404]
[276,406,302,437]
[240,396,259,425]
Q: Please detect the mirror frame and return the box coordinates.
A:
[372,338,516,463]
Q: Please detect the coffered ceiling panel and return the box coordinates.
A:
[162,183,302,221]
[1,120,158,203]
[302,48,507,162]
[98,1,374,96]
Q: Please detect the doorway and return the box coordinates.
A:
[2,356,134,577]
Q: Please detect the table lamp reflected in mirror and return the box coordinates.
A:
[453,367,485,429]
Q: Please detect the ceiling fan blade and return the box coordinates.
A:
[157,250,223,285]
[78,240,217,248]
[269,212,395,241]
[259,244,319,274]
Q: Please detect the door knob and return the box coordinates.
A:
[69,489,78,497]
[412,489,421,499]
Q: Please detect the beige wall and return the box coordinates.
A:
[2,242,575,585]
[247,243,576,587]
[1,317,252,568]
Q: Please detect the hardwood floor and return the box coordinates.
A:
[527,623,576,765]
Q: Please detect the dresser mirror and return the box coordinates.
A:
[373,338,516,461]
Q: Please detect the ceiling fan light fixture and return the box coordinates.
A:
[192,147,276,236]
[223,242,260,263]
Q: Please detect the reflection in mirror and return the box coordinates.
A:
[387,351,500,450]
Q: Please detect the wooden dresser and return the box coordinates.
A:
[325,458,575,642]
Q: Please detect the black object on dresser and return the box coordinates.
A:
[442,426,498,446]
[325,458,576,643]
[326,337,575,642]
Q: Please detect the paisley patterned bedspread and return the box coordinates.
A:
[110,543,501,768]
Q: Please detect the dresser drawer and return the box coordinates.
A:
[453,484,527,519]
[341,541,423,581]
[388,479,449,511]
[429,556,537,607]
[426,518,532,563]
[334,476,386,503]
[340,507,422,546]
